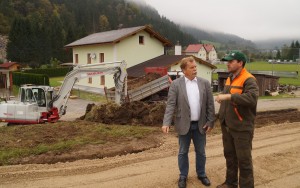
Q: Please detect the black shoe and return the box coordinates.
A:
[198,176,211,186]
[178,177,187,188]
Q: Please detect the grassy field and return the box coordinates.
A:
[0,122,158,165]
[49,77,107,102]
[213,61,300,86]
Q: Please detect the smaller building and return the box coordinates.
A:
[217,71,279,96]
[0,62,20,90]
[127,55,217,84]
[183,44,217,62]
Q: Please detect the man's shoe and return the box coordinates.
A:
[198,176,211,186]
[216,182,237,188]
[178,177,187,188]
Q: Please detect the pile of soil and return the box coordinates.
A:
[127,73,161,90]
[255,108,300,127]
[81,101,166,126]
[82,102,300,128]
[109,73,161,91]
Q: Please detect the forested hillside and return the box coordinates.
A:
[0,0,256,66]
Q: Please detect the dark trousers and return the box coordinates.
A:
[221,124,254,188]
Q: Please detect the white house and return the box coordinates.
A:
[184,44,207,60]
[65,25,172,89]
[183,44,217,62]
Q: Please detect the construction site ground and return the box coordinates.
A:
[1,91,300,187]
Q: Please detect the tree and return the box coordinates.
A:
[6,17,32,63]
[99,15,110,31]
[276,50,281,60]
[49,15,65,62]
[0,13,10,34]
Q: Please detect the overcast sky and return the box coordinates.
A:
[143,0,300,41]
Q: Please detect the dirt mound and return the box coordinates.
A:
[127,73,161,90]
[83,102,300,128]
[82,101,166,126]
[109,73,162,91]
[255,108,300,127]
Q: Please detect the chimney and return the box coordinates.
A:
[175,41,182,55]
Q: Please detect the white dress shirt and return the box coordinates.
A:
[185,77,201,121]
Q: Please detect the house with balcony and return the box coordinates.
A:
[65,25,172,89]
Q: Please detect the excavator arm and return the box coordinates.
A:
[50,61,127,118]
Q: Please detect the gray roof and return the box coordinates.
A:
[65,25,172,48]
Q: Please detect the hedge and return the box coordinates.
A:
[23,67,72,77]
[12,72,49,86]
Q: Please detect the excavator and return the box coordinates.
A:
[0,61,127,124]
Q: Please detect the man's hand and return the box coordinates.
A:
[162,125,170,133]
[203,125,212,134]
[215,94,231,103]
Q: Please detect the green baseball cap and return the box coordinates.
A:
[221,50,248,63]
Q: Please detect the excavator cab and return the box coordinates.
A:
[19,85,54,108]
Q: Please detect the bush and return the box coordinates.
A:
[23,67,72,77]
[12,72,49,86]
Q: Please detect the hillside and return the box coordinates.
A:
[0,0,258,65]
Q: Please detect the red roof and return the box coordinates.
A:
[203,44,214,52]
[0,62,17,69]
[184,44,215,53]
[184,44,204,53]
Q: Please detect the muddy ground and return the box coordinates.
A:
[1,121,300,188]
[1,104,300,166]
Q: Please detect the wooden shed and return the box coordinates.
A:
[217,72,279,96]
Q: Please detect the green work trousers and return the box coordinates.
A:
[221,124,254,188]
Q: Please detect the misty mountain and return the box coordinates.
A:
[179,25,256,51]
[254,38,300,50]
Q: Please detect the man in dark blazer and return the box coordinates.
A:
[162,56,215,188]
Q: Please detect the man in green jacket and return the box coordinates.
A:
[215,51,259,188]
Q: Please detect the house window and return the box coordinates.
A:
[100,76,105,85]
[75,54,78,64]
[99,53,104,63]
[88,77,92,84]
[139,36,144,45]
[99,53,105,85]
[87,53,91,64]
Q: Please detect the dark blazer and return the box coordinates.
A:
[163,76,215,135]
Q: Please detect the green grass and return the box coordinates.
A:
[71,89,107,102]
[216,61,300,72]
[49,76,65,87]
[0,122,157,165]
[49,77,107,102]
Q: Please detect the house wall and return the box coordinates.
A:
[72,30,165,89]
[117,31,164,68]
[198,48,207,60]
[8,64,19,71]
[184,52,197,57]
[170,62,212,84]
[208,48,217,61]
[0,71,10,89]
